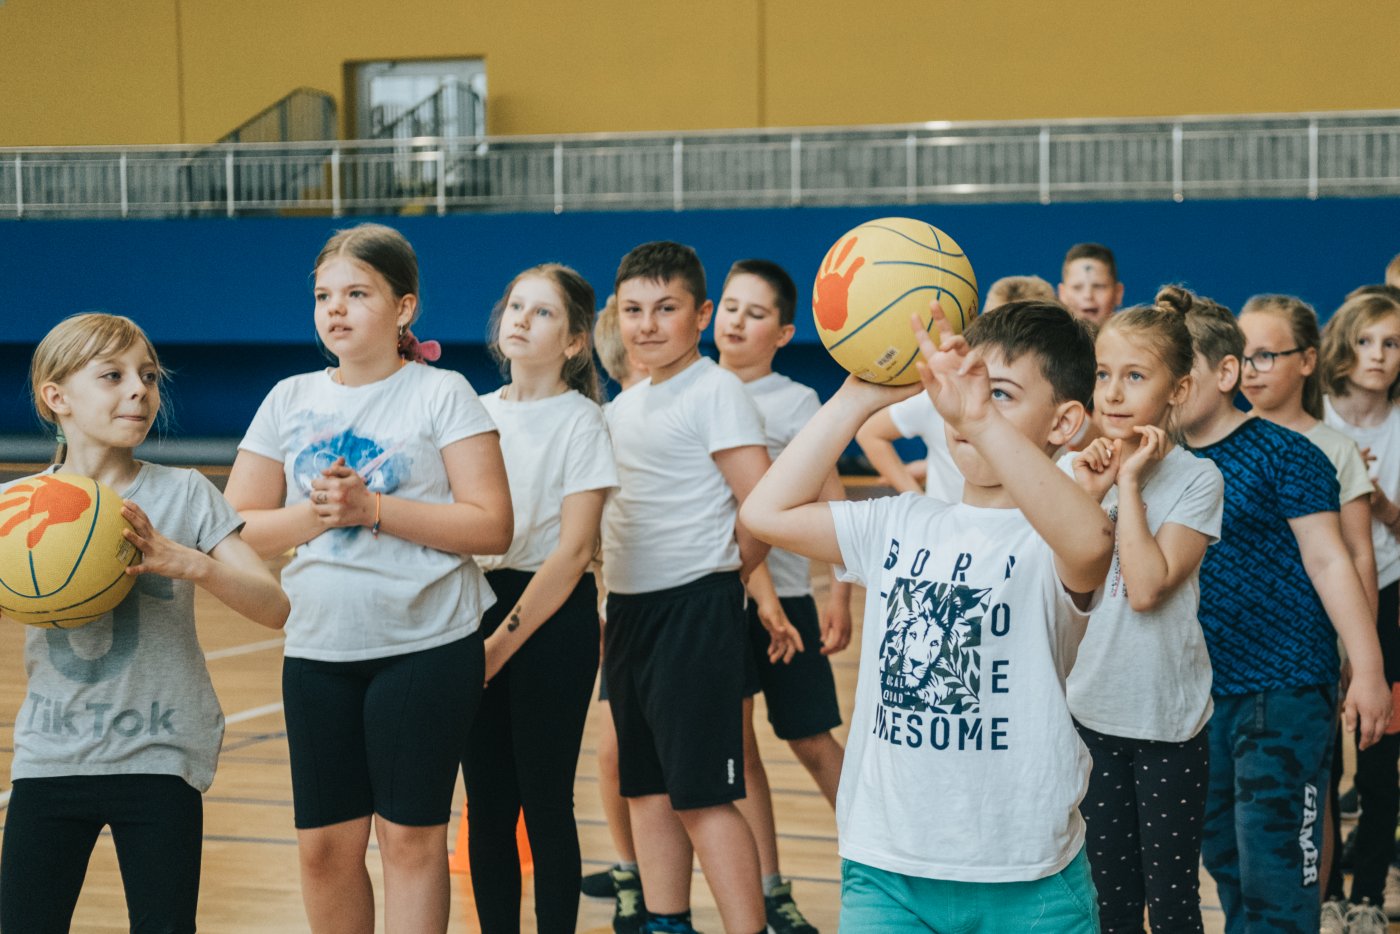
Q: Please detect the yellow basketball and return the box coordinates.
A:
[0,474,139,628]
[812,217,979,385]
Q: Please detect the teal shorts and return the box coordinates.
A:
[839,846,1099,933]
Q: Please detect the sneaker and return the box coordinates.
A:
[612,866,646,934]
[1344,898,1388,934]
[1384,864,1400,917]
[765,880,818,934]
[582,866,616,899]
[1341,785,1361,819]
[1320,897,1348,934]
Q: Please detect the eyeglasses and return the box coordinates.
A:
[1241,347,1304,373]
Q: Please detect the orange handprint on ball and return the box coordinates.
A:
[0,476,92,548]
[814,236,865,332]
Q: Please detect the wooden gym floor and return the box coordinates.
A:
[0,467,1373,932]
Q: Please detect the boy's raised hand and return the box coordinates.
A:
[910,302,991,433]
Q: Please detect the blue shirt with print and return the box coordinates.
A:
[1191,417,1340,695]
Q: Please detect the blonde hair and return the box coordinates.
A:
[1240,294,1323,419]
[985,275,1056,311]
[1321,290,1400,402]
[1163,284,1243,393]
[30,313,166,462]
[593,294,631,386]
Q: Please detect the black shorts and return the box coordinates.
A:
[282,633,483,829]
[604,572,747,809]
[746,594,843,741]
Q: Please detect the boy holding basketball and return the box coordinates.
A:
[1058,242,1124,326]
[602,241,771,934]
[743,301,1112,930]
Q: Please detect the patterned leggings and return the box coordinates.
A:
[1077,723,1209,933]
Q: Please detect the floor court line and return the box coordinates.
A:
[225,702,283,726]
[205,637,285,661]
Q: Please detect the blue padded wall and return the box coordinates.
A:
[2,197,1397,439]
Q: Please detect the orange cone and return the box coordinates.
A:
[449,809,533,876]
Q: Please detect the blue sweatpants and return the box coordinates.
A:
[1201,684,1334,934]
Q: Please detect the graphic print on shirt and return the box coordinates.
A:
[289,417,410,545]
[1105,504,1124,599]
[31,574,180,741]
[879,577,990,715]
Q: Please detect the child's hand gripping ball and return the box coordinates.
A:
[813,217,979,385]
[0,474,139,628]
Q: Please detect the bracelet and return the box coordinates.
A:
[370,492,382,538]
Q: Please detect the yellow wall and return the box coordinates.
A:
[3,0,1398,147]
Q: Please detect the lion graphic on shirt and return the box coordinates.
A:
[880,578,989,715]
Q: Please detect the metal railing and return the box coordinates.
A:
[370,79,483,143]
[3,110,1399,219]
[219,88,337,144]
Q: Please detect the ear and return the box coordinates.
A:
[1045,399,1087,450]
[695,299,714,333]
[396,294,419,330]
[1170,373,1192,408]
[1111,282,1125,311]
[39,382,70,418]
[564,331,587,361]
[775,323,797,349]
[1300,346,1318,376]
[1217,356,1242,394]
[1057,282,1071,302]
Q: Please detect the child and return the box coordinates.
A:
[715,258,853,934]
[0,313,289,933]
[224,223,513,933]
[602,241,770,934]
[1065,301,1224,932]
[854,274,1055,499]
[1319,288,1400,926]
[1239,295,1377,613]
[743,300,1114,930]
[1168,283,1392,933]
[1058,242,1125,326]
[582,293,652,934]
[464,264,618,934]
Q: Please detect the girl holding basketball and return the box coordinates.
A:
[1317,288,1400,925]
[224,223,512,934]
[0,312,288,934]
[463,264,616,934]
[1065,298,1223,933]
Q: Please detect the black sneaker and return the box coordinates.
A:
[1341,785,1361,819]
[582,866,617,899]
[612,866,646,934]
[765,880,818,934]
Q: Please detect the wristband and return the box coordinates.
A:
[370,492,382,538]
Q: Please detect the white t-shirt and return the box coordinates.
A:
[744,371,822,597]
[240,363,498,661]
[477,388,618,573]
[1325,398,1400,588]
[602,357,767,594]
[830,492,1094,882]
[1057,446,1224,742]
[887,392,962,503]
[9,464,243,793]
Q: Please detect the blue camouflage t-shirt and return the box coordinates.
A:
[1191,417,1340,696]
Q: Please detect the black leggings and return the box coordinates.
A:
[0,773,202,934]
[1327,580,1400,903]
[463,569,600,934]
[1077,723,1210,934]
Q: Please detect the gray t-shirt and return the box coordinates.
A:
[1059,445,1224,742]
[8,463,244,792]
